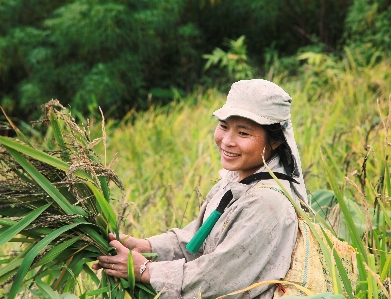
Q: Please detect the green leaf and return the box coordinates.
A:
[49,108,69,161]
[0,136,92,181]
[84,286,110,296]
[380,250,391,281]
[0,106,34,147]
[33,236,82,268]
[0,258,23,284]
[36,279,61,299]
[82,263,100,286]
[86,182,118,237]
[3,144,85,216]
[128,251,135,295]
[0,203,51,247]
[60,294,79,299]
[0,243,35,283]
[321,153,368,257]
[8,222,90,299]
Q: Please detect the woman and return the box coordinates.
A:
[92,79,307,298]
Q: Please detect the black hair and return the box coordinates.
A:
[263,123,294,175]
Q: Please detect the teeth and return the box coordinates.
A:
[223,150,239,157]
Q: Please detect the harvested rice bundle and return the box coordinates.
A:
[0,101,135,299]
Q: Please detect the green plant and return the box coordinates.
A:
[203,35,254,88]
[0,101,129,298]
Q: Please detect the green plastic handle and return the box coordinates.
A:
[186,210,222,253]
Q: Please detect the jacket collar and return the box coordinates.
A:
[218,154,286,201]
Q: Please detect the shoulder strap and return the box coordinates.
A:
[240,172,299,185]
[216,172,298,213]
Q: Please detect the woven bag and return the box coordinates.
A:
[273,216,358,298]
[247,184,358,298]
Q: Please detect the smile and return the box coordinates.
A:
[223,150,240,157]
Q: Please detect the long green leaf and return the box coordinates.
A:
[128,251,135,295]
[4,145,85,216]
[319,226,354,297]
[322,153,368,295]
[7,222,89,299]
[0,218,52,239]
[321,153,367,261]
[367,254,378,299]
[82,263,100,286]
[85,287,110,296]
[33,236,82,268]
[0,106,34,147]
[380,249,391,281]
[49,108,69,161]
[0,243,35,283]
[0,258,23,284]
[36,279,61,299]
[86,182,118,238]
[0,136,92,181]
[0,203,51,247]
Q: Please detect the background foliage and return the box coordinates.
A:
[0,0,390,121]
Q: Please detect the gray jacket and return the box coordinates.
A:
[147,155,298,299]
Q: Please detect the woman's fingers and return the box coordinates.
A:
[91,263,102,270]
[94,247,130,279]
[108,232,128,241]
[109,239,130,254]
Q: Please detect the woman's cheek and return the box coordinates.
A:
[214,127,222,145]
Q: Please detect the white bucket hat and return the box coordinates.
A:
[213,79,307,202]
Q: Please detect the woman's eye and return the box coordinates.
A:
[238,131,249,136]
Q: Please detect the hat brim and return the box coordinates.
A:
[213,105,279,125]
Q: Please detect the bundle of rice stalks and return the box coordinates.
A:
[0,100,128,298]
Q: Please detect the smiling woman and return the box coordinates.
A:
[92,79,308,299]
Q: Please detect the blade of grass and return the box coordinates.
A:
[319,225,355,297]
[0,136,92,181]
[0,258,23,284]
[0,203,51,247]
[7,222,90,299]
[49,108,69,161]
[3,145,85,216]
[367,254,377,299]
[36,279,61,299]
[84,286,110,296]
[380,250,391,281]
[86,182,118,238]
[33,236,82,268]
[127,251,135,295]
[82,264,100,286]
[321,153,368,261]
[0,106,33,147]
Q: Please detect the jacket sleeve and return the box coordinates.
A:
[148,189,298,299]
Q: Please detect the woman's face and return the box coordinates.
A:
[214,116,277,181]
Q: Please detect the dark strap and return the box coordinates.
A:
[216,172,298,213]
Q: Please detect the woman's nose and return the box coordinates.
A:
[222,130,236,146]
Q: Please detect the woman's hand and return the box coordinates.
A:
[108,233,152,254]
[91,235,151,283]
